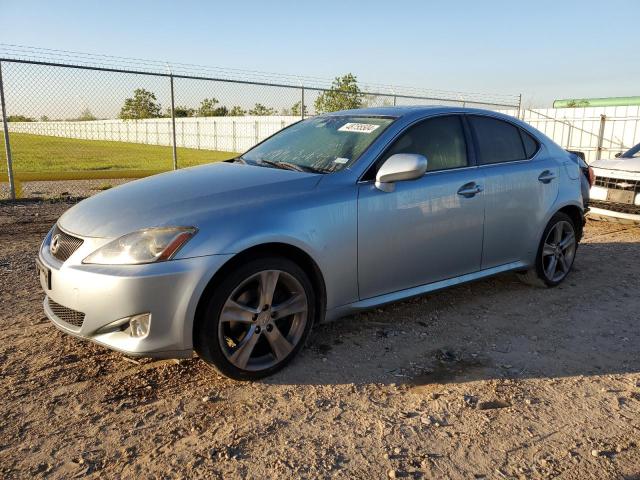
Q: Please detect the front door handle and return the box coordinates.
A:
[457,182,483,198]
[538,170,557,183]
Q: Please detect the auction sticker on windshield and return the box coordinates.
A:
[338,123,380,133]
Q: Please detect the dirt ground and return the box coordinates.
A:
[1,178,132,201]
[1,201,639,479]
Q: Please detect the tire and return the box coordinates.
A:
[517,212,578,288]
[194,256,315,380]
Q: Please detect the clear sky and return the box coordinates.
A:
[1,0,638,107]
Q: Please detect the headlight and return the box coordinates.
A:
[83,227,197,265]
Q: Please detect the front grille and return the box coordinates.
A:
[48,298,85,328]
[590,200,640,215]
[594,176,640,194]
[49,225,83,262]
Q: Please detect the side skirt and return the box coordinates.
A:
[323,261,527,323]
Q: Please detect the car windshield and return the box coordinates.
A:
[241,115,395,173]
[621,143,640,158]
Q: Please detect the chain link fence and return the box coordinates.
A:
[506,108,640,163]
[0,47,521,200]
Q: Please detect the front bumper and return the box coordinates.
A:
[38,234,233,358]
[588,180,640,224]
[587,204,640,224]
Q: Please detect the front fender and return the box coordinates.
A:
[178,185,359,344]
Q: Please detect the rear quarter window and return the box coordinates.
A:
[520,129,539,158]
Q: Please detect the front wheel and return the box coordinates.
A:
[518,212,578,287]
[194,257,315,380]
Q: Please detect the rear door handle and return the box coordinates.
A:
[457,182,483,198]
[538,170,557,183]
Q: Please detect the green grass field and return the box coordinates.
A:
[0,133,237,174]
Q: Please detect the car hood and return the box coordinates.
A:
[59,162,322,238]
[591,157,640,173]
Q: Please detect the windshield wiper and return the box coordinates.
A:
[258,160,325,174]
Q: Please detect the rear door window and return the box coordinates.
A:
[469,116,532,164]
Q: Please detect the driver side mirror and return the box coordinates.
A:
[375,153,428,192]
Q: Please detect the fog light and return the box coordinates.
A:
[128,313,151,338]
[95,316,132,334]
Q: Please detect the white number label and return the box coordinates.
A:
[338,123,380,133]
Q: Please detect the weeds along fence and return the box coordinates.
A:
[0,49,522,199]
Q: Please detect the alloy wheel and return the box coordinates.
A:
[541,220,576,283]
[217,269,308,371]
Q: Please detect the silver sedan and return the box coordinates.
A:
[36,107,585,379]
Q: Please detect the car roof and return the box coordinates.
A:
[323,105,515,120]
[322,105,552,149]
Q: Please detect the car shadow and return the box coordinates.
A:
[263,238,640,386]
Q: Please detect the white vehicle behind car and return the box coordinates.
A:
[589,143,640,224]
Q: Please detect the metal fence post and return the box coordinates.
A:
[301,86,305,120]
[169,74,178,170]
[517,94,523,119]
[0,61,16,200]
[596,114,606,161]
[566,121,573,150]
[232,121,236,152]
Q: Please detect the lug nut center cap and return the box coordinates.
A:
[257,311,271,326]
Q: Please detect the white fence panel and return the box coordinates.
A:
[8,109,640,164]
[8,116,302,153]
[503,106,640,163]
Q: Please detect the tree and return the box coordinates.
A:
[248,103,276,116]
[172,106,195,118]
[227,106,246,116]
[77,108,97,121]
[119,88,162,120]
[314,73,363,114]
[290,101,308,117]
[197,98,228,117]
[7,114,34,122]
[362,94,394,108]
[566,99,590,108]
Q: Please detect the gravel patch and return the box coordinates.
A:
[1,179,133,200]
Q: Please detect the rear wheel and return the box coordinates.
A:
[194,257,315,380]
[518,212,577,287]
